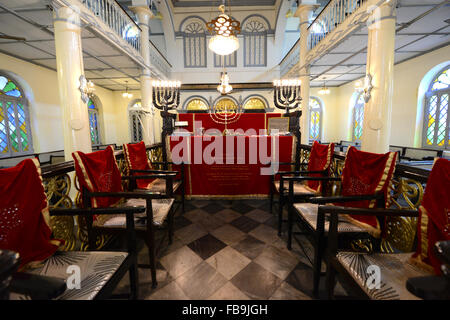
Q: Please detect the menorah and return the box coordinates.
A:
[152,80,181,168]
[273,79,302,170]
[209,98,243,135]
[273,79,302,115]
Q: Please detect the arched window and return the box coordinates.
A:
[87,98,101,146]
[243,97,267,112]
[423,66,449,149]
[309,97,322,141]
[129,101,144,143]
[186,98,209,112]
[243,16,268,67]
[0,74,33,157]
[352,92,365,142]
[182,18,207,68]
[215,98,238,112]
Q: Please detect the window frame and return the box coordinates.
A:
[183,20,207,68]
[352,92,365,142]
[309,96,322,142]
[422,65,450,150]
[87,98,101,147]
[128,100,144,143]
[0,75,34,158]
[243,17,268,67]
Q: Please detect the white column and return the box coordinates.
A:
[53,6,92,160]
[131,6,154,145]
[361,1,397,153]
[295,1,317,145]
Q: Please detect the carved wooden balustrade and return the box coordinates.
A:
[41,143,163,251]
[298,144,430,253]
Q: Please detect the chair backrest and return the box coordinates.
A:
[412,158,450,274]
[0,159,60,269]
[123,141,155,189]
[72,146,123,208]
[307,141,335,191]
[340,146,398,237]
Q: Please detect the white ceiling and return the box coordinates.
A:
[0,0,143,91]
[307,0,450,87]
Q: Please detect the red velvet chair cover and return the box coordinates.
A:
[72,146,123,208]
[123,141,155,189]
[0,159,61,269]
[412,158,450,274]
[340,146,398,237]
[306,141,335,192]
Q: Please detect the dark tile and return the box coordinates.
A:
[202,202,226,214]
[182,202,197,213]
[263,215,279,229]
[230,202,254,214]
[173,215,192,231]
[187,234,227,260]
[231,262,283,300]
[230,216,260,233]
[232,235,266,260]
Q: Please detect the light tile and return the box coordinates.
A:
[254,245,299,280]
[206,246,251,280]
[175,223,208,244]
[245,208,272,223]
[211,224,247,245]
[160,245,203,279]
[214,209,241,223]
[269,282,311,300]
[147,281,189,300]
[208,282,250,300]
[249,224,280,244]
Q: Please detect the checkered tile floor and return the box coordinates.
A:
[114,199,348,300]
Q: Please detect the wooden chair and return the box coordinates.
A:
[123,141,185,213]
[270,141,335,236]
[285,146,398,298]
[72,146,176,288]
[324,158,450,300]
[0,158,143,300]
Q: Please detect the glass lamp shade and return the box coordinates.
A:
[209,35,239,56]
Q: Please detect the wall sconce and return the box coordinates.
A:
[355,74,373,103]
[79,75,95,103]
[122,81,133,99]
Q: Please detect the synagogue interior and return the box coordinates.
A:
[0,0,449,302]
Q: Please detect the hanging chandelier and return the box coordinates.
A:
[318,82,330,95]
[206,2,241,56]
[122,81,133,99]
[217,72,233,95]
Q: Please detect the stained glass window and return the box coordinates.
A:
[424,67,449,149]
[0,75,33,158]
[129,101,144,143]
[309,97,322,141]
[243,97,266,110]
[186,99,209,111]
[352,93,365,142]
[87,98,101,146]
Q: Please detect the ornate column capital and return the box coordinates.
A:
[130,6,154,25]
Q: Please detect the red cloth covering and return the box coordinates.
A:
[307,141,335,191]
[0,159,60,269]
[169,135,295,196]
[123,141,155,189]
[72,146,123,208]
[412,158,450,274]
[340,147,397,237]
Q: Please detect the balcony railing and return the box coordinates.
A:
[279,41,300,77]
[149,40,172,79]
[308,0,366,50]
[82,0,141,53]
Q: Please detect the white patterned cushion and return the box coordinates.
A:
[274,181,316,195]
[336,252,432,300]
[293,203,365,233]
[95,198,174,228]
[10,251,127,300]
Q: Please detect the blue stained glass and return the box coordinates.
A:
[88,99,95,109]
[5,89,21,97]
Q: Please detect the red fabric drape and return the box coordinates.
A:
[307,141,335,191]
[340,147,397,236]
[412,158,450,274]
[123,141,155,189]
[0,159,60,268]
[72,146,123,208]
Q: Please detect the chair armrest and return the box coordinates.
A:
[130,169,178,174]
[276,170,327,176]
[10,272,66,300]
[87,191,163,200]
[49,206,146,217]
[317,205,419,217]
[309,194,383,204]
[122,173,177,180]
[152,161,184,166]
[284,176,341,182]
